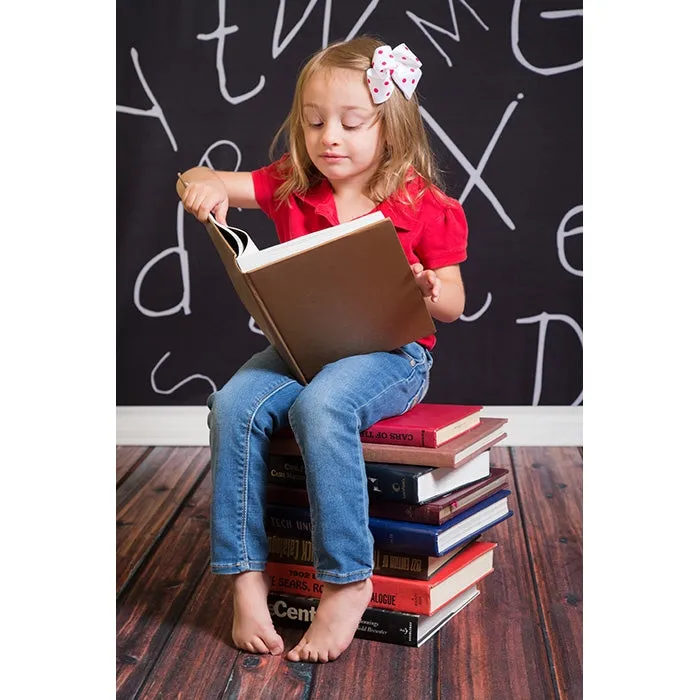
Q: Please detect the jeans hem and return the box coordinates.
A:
[314,567,373,584]
[210,561,267,575]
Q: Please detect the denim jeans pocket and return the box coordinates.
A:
[394,341,428,367]
[394,342,432,413]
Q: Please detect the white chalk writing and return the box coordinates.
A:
[116,48,178,151]
[197,0,265,104]
[199,139,243,212]
[511,0,582,76]
[133,204,191,317]
[273,0,379,56]
[406,0,489,67]
[556,205,583,277]
[460,292,492,322]
[420,95,523,230]
[249,317,264,336]
[150,352,217,395]
[516,312,582,406]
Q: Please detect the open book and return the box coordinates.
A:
[203,210,436,384]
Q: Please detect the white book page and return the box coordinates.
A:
[208,214,260,258]
[238,211,385,273]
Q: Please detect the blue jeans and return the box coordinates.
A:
[208,342,433,584]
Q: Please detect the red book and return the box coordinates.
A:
[359,403,483,447]
[276,403,483,448]
[266,541,497,615]
[271,417,508,469]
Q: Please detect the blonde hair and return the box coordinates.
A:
[270,36,443,206]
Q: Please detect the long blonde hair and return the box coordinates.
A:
[270,36,443,206]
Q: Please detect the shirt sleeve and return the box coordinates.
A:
[250,157,286,219]
[415,196,469,270]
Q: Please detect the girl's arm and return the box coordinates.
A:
[411,263,465,323]
[176,167,259,224]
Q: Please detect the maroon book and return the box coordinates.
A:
[270,417,508,469]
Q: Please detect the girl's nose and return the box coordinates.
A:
[321,124,340,146]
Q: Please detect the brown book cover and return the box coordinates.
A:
[270,417,509,468]
[205,212,436,384]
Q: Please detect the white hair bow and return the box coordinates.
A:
[366,43,422,104]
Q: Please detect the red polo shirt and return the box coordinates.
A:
[251,157,468,350]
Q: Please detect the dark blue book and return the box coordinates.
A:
[265,489,513,557]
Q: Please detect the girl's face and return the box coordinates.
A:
[301,68,383,192]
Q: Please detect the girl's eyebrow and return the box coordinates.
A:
[302,103,372,115]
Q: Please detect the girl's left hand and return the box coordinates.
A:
[411,263,441,303]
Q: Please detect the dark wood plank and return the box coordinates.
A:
[310,634,435,699]
[117,446,152,487]
[224,627,316,700]
[117,472,213,700]
[436,447,557,700]
[510,447,582,700]
[137,571,314,700]
[117,447,210,596]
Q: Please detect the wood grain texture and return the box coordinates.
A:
[117,446,152,487]
[114,445,583,699]
[436,447,557,700]
[117,447,210,596]
[511,447,583,700]
[136,570,238,699]
[137,571,315,700]
[224,627,315,700]
[311,635,435,700]
[117,472,213,700]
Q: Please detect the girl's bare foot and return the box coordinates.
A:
[231,571,284,655]
[286,578,372,663]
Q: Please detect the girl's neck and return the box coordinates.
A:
[331,186,377,224]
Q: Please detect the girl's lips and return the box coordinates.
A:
[321,153,346,160]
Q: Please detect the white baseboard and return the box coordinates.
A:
[116,406,582,447]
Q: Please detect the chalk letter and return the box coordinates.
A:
[116,48,178,151]
[197,0,265,104]
[460,292,492,322]
[556,205,583,277]
[516,311,583,406]
[406,0,489,67]
[150,352,217,396]
[134,205,191,317]
[511,0,582,76]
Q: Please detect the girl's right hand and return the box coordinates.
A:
[176,167,229,225]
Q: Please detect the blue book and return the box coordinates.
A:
[265,489,513,557]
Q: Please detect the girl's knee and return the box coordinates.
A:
[289,386,348,435]
[207,376,250,432]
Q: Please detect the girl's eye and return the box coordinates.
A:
[343,124,360,131]
[309,122,323,128]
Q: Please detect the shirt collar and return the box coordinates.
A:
[295,174,425,232]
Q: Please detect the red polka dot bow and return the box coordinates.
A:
[366,43,423,104]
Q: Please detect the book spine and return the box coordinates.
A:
[267,594,420,646]
[265,503,436,555]
[359,427,436,448]
[365,463,419,503]
[267,456,307,488]
[266,561,430,613]
[268,455,421,503]
[267,533,434,580]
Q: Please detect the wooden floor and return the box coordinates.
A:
[117,446,582,700]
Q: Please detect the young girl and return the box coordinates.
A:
[177,36,468,663]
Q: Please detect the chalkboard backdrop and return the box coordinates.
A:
[117,1,582,407]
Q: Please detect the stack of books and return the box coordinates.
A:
[264,404,512,647]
